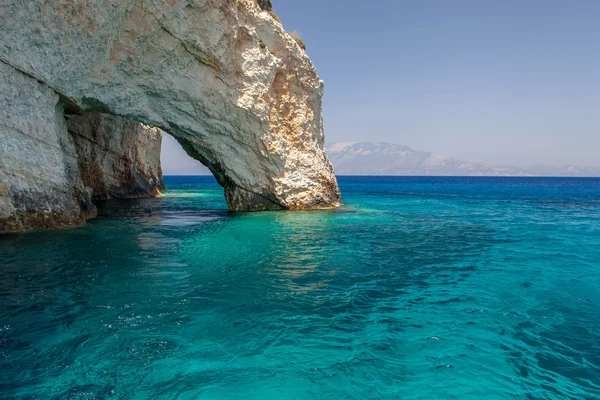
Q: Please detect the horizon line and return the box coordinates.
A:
[163,174,600,178]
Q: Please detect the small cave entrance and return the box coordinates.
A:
[79,120,226,220]
[160,133,212,177]
[67,111,235,215]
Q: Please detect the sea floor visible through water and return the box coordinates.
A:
[1,176,600,399]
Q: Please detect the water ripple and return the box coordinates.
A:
[1,176,600,399]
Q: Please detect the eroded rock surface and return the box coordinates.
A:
[0,63,165,232]
[0,0,341,217]
[68,113,165,200]
[0,62,96,233]
[256,0,272,11]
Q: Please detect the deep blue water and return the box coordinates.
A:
[2,176,600,399]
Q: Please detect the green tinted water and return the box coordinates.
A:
[1,176,600,399]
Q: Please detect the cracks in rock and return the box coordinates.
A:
[181,41,223,74]
[229,185,285,210]
[60,95,84,115]
[0,58,43,85]
[140,5,224,74]
[0,124,78,160]
[0,58,83,115]
[67,128,133,161]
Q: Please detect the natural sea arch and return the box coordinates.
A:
[0,0,341,232]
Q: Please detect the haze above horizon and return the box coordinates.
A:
[162,0,600,175]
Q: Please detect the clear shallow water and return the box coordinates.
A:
[2,176,600,399]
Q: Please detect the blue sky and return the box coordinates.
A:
[162,0,600,174]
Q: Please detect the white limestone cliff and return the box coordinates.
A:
[0,62,97,232]
[0,0,341,233]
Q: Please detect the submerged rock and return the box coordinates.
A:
[0,0,341,232]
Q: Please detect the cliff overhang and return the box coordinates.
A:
[0,0,341,232]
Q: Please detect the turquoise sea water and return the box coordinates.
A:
[1,176,600,399]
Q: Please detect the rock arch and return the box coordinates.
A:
[0,0,341,232]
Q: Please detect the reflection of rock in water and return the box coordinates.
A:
[271,211,337,283]
[94,198,164,218]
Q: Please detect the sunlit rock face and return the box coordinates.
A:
[68,113,165,200]
[0,0,341,219]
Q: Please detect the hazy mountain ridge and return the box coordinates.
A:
[326,142,600,177]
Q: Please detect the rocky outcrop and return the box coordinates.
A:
[0,62,165,232]
[68,113,164,200]
[0,0,341,220]
[0,62,97,233]
[256,0,273,11]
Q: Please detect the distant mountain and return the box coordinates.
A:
[326,142,600,177]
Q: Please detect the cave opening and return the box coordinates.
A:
[66,113,222,206]
[160,133,212,177]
